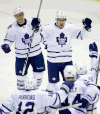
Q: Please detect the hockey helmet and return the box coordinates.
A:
[55,11,67,20]
[13,7,24,16]
[25,76,37,90]
[75,62,87,75]
[64,65,77,80]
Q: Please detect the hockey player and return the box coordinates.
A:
[54,65,100,114]
[61,65,100,114]
[0,75,74,114]
[74,42,98,114]
[75,42,98,83]
[46,42,99,114]
[40,10,92,91]
[1,7,45,90]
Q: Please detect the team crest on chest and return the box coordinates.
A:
[22,33,31,46]
[56,33,67,47]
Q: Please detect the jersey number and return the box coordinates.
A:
[16,102,34,114]
[72,94,81,104]
[65,94,81,106]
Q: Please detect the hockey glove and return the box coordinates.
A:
[60,80,74,94]
[79,98,89,109]
[31,18,40,32]
[89,42,98,58]
[82,18,92,32]
[1,44,11,53]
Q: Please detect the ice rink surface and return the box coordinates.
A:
[0,0,100,113]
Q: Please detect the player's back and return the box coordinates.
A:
[11,90,39,114]
[53,80,88,114]
[67,79,88,114]
[1,89,46,114]
[16,89,55,114]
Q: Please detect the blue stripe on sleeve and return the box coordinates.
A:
[53,92,61,105]
[2,104,12,112]
[4,39,14,42]
[53,93,58,105]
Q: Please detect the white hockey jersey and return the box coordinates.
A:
[51,58,99,114]
[0,89,67,114]
[75,57,98,114]
[3,18,42,58]
[68,80,100,114]
[53,80,100,114]
[41,23,89,63]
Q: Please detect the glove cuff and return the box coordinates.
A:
[89,51,98,58]
[84,26,91,32]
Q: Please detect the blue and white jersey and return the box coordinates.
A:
[68,80,99,114]
[3,18,42,58]
[75,58,98,114]
[82,84,100,105]
[53,80,100,114]
[0,89,67,114]
[41,23,89,63]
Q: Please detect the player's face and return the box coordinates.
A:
[57,19,66,29]
[14,13,25,25]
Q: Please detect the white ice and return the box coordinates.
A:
[0,0,100,114]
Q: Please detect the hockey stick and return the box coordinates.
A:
[42,103,82,113]
[22,0,43,76]
[91,55,100,114]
